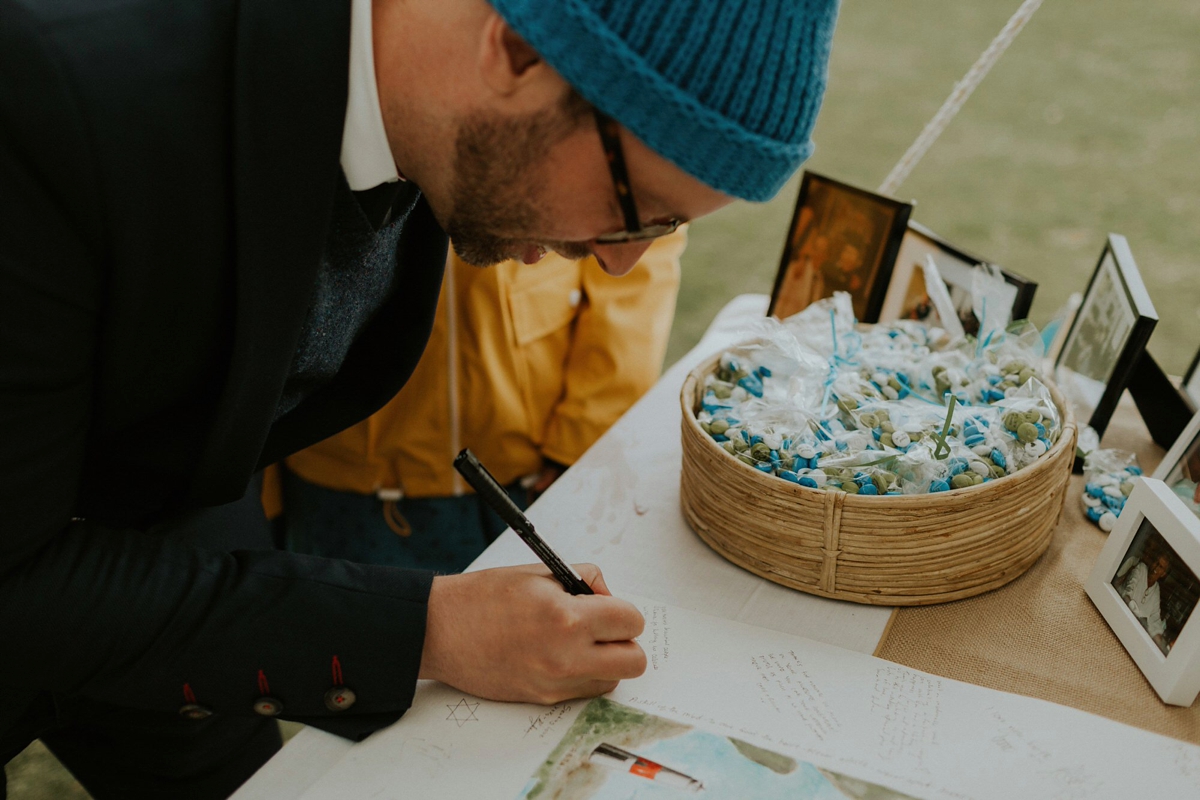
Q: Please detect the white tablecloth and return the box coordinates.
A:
[232,294,894,800]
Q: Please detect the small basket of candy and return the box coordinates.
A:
[679,295,1077,606]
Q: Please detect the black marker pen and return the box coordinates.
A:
[453,449,594,596]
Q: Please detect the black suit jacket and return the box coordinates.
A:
[0,0,448,739]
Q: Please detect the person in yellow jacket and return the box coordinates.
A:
[265,230,684,572]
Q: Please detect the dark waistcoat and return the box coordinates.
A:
[276,175,421,419]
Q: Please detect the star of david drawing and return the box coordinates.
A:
[446,697,480,727]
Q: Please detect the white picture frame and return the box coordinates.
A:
[1085,478,1200,706]
[877,221,1034,336]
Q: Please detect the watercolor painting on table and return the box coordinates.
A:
[515,697,917,800]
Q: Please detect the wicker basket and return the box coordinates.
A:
[680,350,1078,606]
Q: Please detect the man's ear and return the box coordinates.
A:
[478,14,548,97]
[500,24,540,76]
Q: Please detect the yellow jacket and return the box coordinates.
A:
[277,231,684,502]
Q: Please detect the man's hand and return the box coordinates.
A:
[419,564,646,705]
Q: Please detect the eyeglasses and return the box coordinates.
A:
[593,110,682,245]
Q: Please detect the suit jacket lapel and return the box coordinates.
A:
[258,197,448,470]
[189,0,351,504]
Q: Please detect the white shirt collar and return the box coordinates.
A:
[340,0,400,191]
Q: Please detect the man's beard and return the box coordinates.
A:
[445,104,592,267]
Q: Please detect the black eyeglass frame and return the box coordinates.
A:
[592,110,682,244]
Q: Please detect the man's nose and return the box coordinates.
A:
[591,241,654,276]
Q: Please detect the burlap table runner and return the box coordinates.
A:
[876,394,1200,744]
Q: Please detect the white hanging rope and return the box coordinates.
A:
[878,0,1045,197]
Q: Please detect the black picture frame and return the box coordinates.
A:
[1128,351,1194,450]
[1054,233,1158,443]
[768,172,912,323]
[878,220,1037,332]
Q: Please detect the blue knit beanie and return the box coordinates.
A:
[489,0,840,202]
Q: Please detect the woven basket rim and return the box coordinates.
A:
[680,346,1078,506]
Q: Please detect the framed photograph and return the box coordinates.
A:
[877,220,1037,335]
[1184,346,1200,409]
[768,172,912,323]
[1053,233,1157,441]
[1153,409,1200,520]
[1085,478,1200,706]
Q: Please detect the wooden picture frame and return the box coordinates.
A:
[877,220,1037,333]
[1085,478,1200,706]
[768,172,912,323]
[1053,233,1157,442]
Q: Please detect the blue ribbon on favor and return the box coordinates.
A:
[821,307,867,416]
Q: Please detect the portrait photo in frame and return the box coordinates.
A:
[769,172,912,323]
[1152,409,1200,523]
[1085,479,1200,706]
[1054,234,1157,442]
[877,220,1036,334]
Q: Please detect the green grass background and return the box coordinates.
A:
[667,0,1200,372]
[8,0,1199,796]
